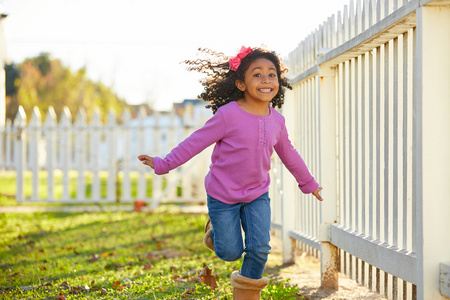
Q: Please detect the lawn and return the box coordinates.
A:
[0,170,180,206]
[0,210,302,299]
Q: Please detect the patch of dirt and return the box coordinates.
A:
[266,235,386,300]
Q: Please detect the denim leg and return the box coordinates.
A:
[207,195,244,261]
[240,192,272,279]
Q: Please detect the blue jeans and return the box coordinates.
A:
[207,192,271,279]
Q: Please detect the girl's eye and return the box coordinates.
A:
[269,74,277,77]
[254,74,261,77]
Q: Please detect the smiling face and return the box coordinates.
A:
[235,58,280,106]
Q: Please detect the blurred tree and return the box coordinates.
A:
[5,53,131,123]
[5,62,19,95]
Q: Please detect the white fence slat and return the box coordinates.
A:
[59,107,72,201]
[166,111,178,200]
[121,109,132,202]
[75,108,87,202]
[349,0,356,39]
[152,111,162,203]
[356,0,363,35]
[344,5,350,43]
[44,107,57,201]
[136,107,147,201]
[90,109,101,201]
[30,107,41,201]
[337,11,343,48]
[106,109,117,202]
[14,106,26,202]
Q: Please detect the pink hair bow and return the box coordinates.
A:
[229,46,252,71]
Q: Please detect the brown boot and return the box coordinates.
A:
[230,271,270,300]
[203,219,214,251]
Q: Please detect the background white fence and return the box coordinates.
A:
[0,103,211,208]
[270,0,450,299]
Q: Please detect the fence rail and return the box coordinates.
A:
[273,0,450,299]
[0,104,211,207]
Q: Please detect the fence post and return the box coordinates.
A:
[14,106,26,202]
[318,65,339,290]
[415,4,450,300]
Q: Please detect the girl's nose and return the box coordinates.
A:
[262,75,270,82]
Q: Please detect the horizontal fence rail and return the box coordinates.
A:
[273,0,450,299]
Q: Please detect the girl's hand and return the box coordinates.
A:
[312,187,323,201]
[138,155,154,169]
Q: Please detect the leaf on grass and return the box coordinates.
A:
[39,282,52,289]
[87,254,99,263]
[135,243,145,249]
[170,266,180,272]
[199,263,218,290]
[172,274,187,283]
[59,282,70,289]
[143,262,153,270]
[105,263,124,271]
[57,296,66,300]
[112,281,121,288]
[146,254,159,260]
[101,288,108,295]
[190,276,203,283]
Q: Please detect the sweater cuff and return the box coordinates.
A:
[298,178,319,194]
[153,157,170,175]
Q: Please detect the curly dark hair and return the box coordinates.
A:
[183,47,292,114]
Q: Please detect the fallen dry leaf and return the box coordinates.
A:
[112,281,121,288]
[199,263,218,290]
[87,254,99,263]
[101,288,107,295]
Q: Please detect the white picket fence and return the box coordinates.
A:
[270,0,450,299]
[0,104,211,208]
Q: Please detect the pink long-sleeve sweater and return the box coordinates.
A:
[153,101,319,204]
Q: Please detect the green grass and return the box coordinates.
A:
[0,211,302,299]
[0,171,181,206]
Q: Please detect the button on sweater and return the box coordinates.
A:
[153,101,319,204]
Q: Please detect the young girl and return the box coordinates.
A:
[138,46,323,300]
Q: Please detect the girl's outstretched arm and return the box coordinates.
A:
[312,187,324,201]
[138,155,154,169]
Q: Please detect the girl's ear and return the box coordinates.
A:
[235,80,246,92]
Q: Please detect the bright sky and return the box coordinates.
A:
[1,0,351,111]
